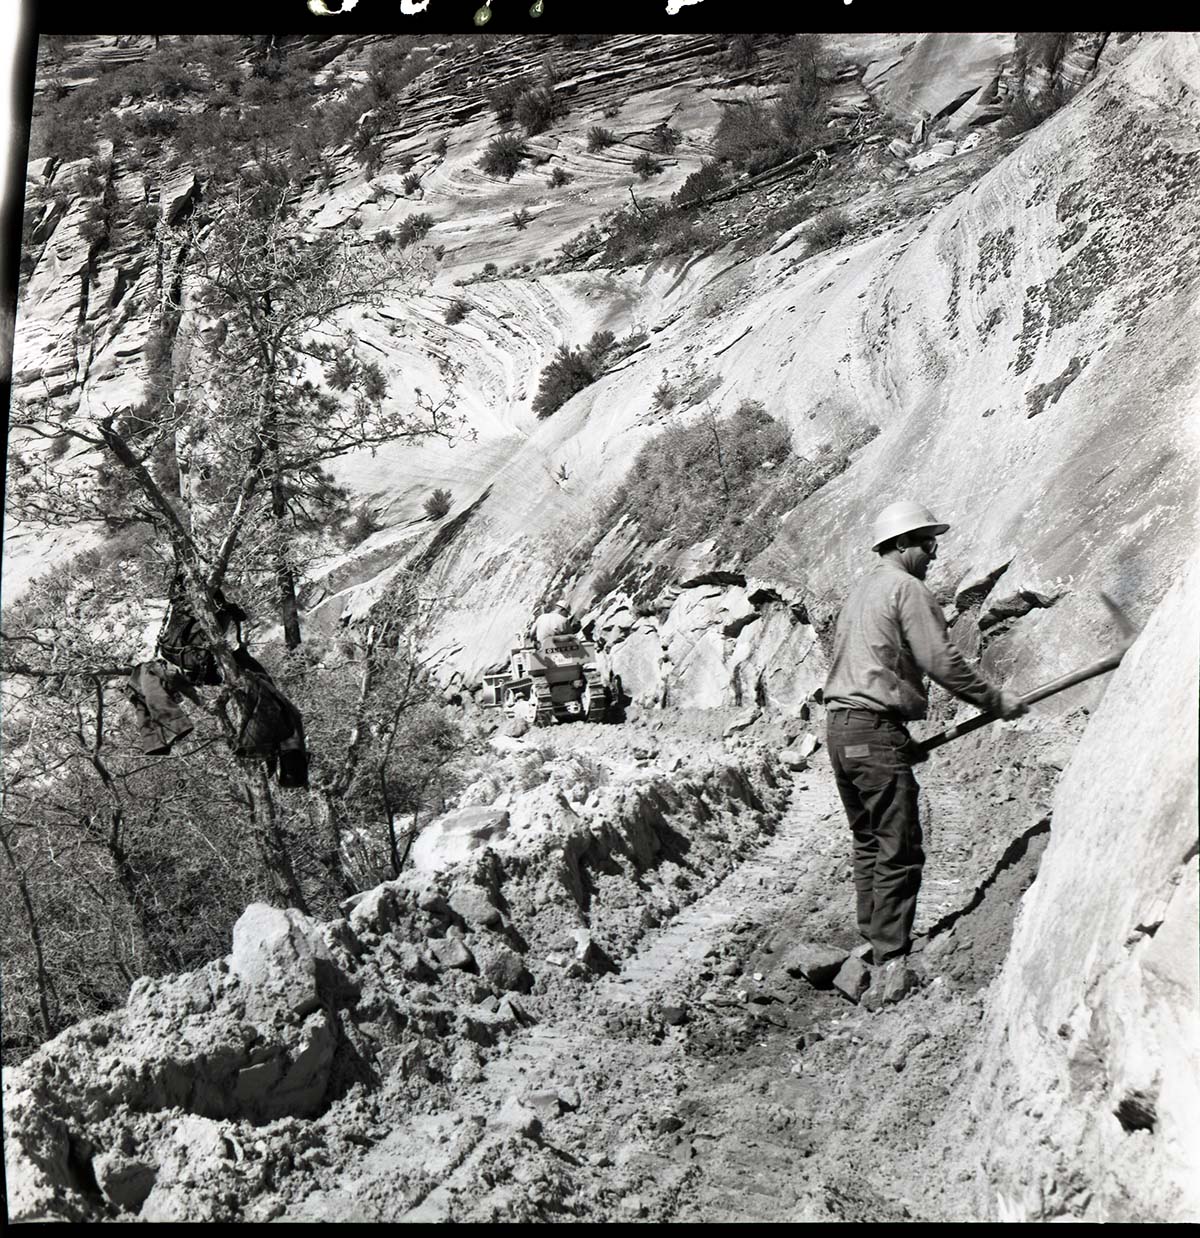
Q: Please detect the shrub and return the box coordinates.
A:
[673,160,726,205]
[482,262,498,276]
[651,124,682,154]
[714,98,777,169]
[603,104,620,119]
[548,166,573,188]
[423,488,453,519]
[402,172,421,194]
[631,152,664,180]
[772,35,826,153]
[652,378,677,412]
[510,208,533,230]
[513,85,568,136]
[432,134,448,156]
[395,213,434,246]
[375,228,394,248]
[805,206,851,254]
[443,299,469,325]
[531,330,616,419]
[486,78,532,125]
[587,126,618,152]
[596,202,718,268]
[478,132,527,179]
[344,503,383,546]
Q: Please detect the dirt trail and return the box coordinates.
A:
[275,746,1045,1223]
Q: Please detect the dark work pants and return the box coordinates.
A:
[826,709,924,963]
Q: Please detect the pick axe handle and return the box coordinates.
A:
[916,650,1125,754]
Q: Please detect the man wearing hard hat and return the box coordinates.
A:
[823,500,1027,971]
[532,598,579,648]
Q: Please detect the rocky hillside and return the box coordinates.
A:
[3,30,1197,1223]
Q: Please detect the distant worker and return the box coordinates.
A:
[532,598,579,648]
[823,500,1027,971]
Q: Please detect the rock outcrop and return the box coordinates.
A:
[946,552,1200,1222]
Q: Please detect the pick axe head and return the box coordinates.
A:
[1098,592,1139,654]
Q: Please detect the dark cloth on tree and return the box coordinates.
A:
[158,573,249,686]
[125,661,196,756]
[229,648,309,789]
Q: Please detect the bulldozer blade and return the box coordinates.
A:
[917,590,1143,755]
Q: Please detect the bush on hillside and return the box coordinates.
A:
[510,208,533,230]
[402,172,421,194]
[587,125,618,152]
[443,299,469,325]
[478,132,527,179]
[423,488,453,519]
[673,160,726,206]
[548,166,573,188]
[717,34,764,71]
[805,206,851,254]
[631,153,664,180]
[597,202,718,268]
[513,85,569,135]
[650,124,682,154]
[532,330,618,419]
[486,78,533,125]
[394,213,433,246]
[712,36,827,176]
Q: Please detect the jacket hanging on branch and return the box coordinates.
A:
[125,660,197,756]
[229,648,309,789]
[157,572,248,686]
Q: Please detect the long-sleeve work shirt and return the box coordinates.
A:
[823,558,1001,720]
[533,611,578,646]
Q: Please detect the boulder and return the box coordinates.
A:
[945,77,1005,134]
[832,956,872,1003]
[160,171,201,226]
[723,706,761,738]
[409,807,510,874]
[861,961,922,1011]
[229,903,338,1024]
[474,939,530,992]
[428,936,475,971]
[782,943,850,987]
[92,1150,157,1212]
[347,885,401,936]
[492,1095,542,1140]
[448,884,503,929]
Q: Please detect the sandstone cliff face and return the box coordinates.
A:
[946,551,1199,1222]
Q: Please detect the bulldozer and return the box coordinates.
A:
[481,632,618,726]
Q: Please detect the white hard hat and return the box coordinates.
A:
[553,597,570,610]
[870,500,950,550]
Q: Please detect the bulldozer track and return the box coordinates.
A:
[583,668,608,722]
[533,679,556,726]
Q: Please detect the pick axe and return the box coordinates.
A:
[916,593,1139,755]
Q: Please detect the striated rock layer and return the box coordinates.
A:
[943,552,1200,1222]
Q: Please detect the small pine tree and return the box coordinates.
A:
[423,488,453,519]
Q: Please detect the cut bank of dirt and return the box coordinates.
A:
[3,707,1053,1223]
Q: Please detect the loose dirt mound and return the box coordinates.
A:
[4,708,1061,1223]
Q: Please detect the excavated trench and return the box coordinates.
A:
[3,706,1060,1223]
